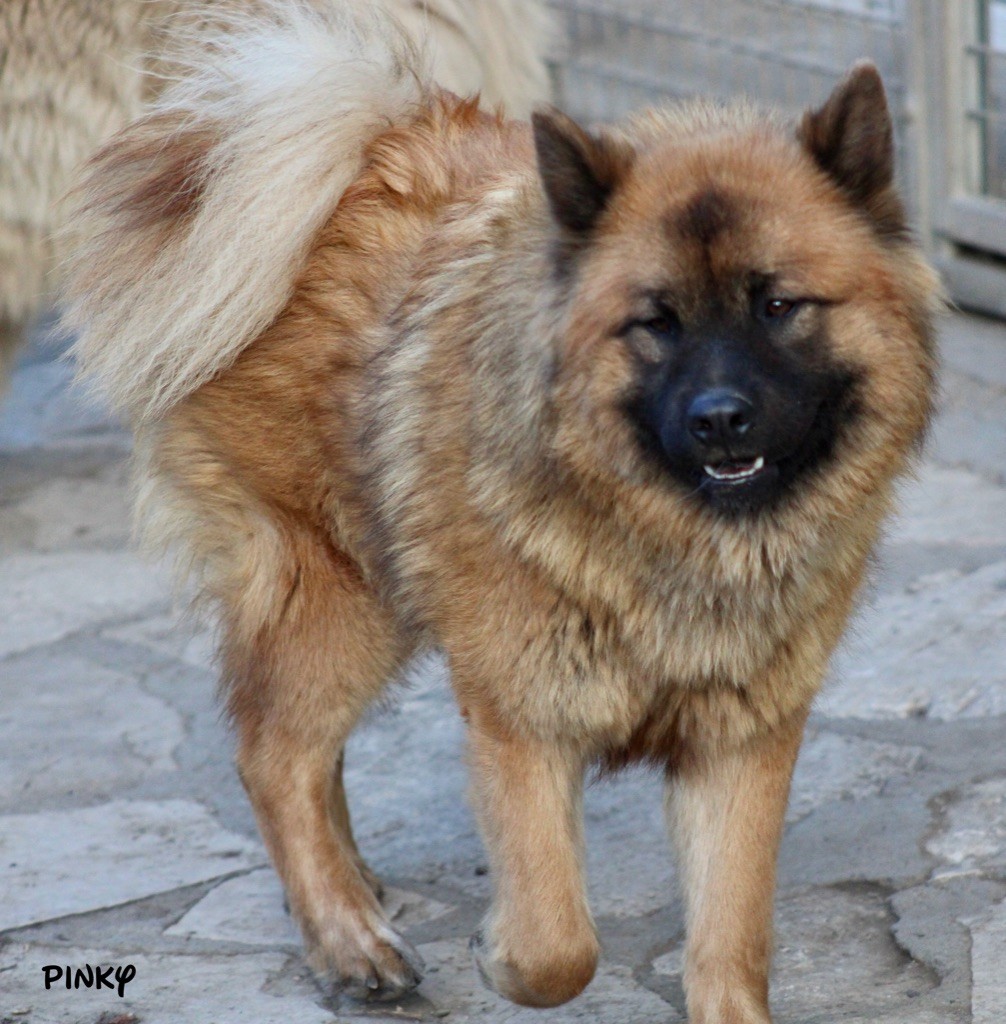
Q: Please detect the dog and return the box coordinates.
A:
[0,0,552,390]
[63,4,940,1021]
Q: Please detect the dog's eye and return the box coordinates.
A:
[763,297,800,319]
[638,311,681,337]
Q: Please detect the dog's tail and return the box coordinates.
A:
[63,1,430,424]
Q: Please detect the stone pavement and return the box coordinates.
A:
[0,311,1004,1024]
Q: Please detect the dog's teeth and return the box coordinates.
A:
[704,456,765,482]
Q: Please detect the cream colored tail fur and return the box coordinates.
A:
[64,2,431,423]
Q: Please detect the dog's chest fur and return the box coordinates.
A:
[358,284,865,755]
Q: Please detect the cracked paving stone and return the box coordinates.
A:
[930,369,1006,484]
[968,896,1006,1024]
[0,552,170,660]
[164,867,449,947]
[654,886,948,1023]
[788,729,925,823]
[926,778,1006,877]
[820,560,1006,720]
[772,886,952,1023]
[0,800,265,931]
[1,465,132,554]
[338,655,479,878]
[779,794,932,888]
[886,462,1006,549]
[0,652,185,809]
[583,769,675,918]
[0,944,332,1024]
[891,877,1004,1015]
[100,611,217,673]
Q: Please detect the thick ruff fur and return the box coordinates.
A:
[65,4,939,1020]
[0,0,552,389]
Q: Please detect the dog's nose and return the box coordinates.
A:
[686,389,755,446]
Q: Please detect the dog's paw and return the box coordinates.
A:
[470,926,597,1008]
[309,909,424,1002]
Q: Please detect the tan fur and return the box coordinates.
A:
[0,0,552,390]
[65,11,939,1020]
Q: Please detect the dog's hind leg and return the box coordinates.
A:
[218,521,422,1001]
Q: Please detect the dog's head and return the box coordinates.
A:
[533,64,938,521]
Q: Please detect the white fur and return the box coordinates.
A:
[64,2,432,422]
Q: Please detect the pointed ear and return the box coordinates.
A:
[532,108,632,237]
[798,61,906,237]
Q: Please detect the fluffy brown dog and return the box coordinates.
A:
[65,4,939,1020]
[0,0,551,389]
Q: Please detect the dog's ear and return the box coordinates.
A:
[798,62,906,238]
[532,108,632,237]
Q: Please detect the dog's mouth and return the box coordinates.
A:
[702,455,766,483]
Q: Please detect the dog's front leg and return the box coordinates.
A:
[467,721,599,1008]
[666,708,808,1024]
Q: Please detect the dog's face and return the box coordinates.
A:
[617,248,861,517]
[535,65,936,520]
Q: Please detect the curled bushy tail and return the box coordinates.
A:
[64,1,430,423]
